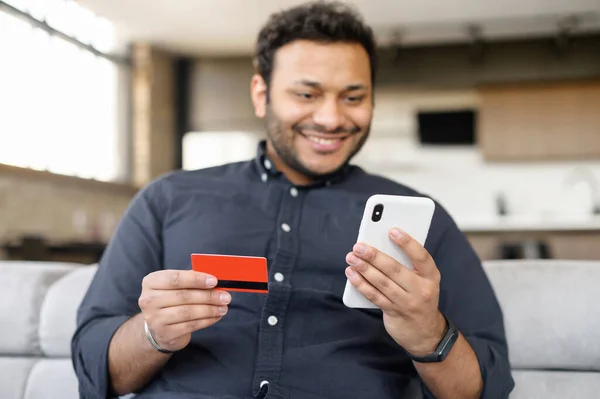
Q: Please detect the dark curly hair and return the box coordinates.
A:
[254,1,378,88]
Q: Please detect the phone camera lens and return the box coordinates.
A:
[372,204,384,222]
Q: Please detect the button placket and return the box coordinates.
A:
[252,184,303,396]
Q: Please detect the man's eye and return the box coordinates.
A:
[296,93,314,100]
[346,96,364,104]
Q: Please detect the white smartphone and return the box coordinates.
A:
[342,194,436,309]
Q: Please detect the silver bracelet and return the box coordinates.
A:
[144,320,177,354]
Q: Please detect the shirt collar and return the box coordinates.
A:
[253,140,353,187]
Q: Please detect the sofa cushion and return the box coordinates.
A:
[484,259,600,371]
[0,262,75,355]
[511,370,600,399]
[40,265,98,357]
[0,358,37,399]
[24,358,80,399]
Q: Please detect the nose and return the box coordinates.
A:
[312,97,343,132]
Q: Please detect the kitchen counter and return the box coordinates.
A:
[1,238,106,263]
[457,215,600,233]
[455,215,600,261]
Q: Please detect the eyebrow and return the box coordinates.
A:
[293,80,368,92]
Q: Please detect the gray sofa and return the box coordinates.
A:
[1,259,599,398]
[0,261,96,399]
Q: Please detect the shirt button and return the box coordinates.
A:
[260,380,269,387]
[290,187,298,197]
[261,173,268,182]
[281,223,291,232]
[274,272,284,282]
[264,159,272,170]
[268,315,278,326]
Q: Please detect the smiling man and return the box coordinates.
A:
[254,38,373,185]
[72,2,514,399]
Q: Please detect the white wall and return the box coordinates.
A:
[190,58,262,132]
[183,131,262,170]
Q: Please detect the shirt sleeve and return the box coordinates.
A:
[423,205,515,399]
[71,180,166,398]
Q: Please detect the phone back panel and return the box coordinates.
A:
[342,194,435,308]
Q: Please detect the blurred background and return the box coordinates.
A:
[1,0,600,263]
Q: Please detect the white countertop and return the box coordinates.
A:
[456,214,600,233]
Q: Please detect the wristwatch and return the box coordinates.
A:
[406,314,459,363]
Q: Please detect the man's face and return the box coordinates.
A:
[252,40,373,180]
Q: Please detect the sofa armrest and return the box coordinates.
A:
[0,261,77,355]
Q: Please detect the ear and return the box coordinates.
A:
[250,74,268,118]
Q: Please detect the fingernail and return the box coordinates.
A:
[218,306,228,315]
[220,292,231,304]
[390,228,403,239]
[347,253,361,266]
[354,243,367,255]
[345,267,357,279]
[206,276,217,287]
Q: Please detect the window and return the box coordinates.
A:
[0,0,125,181]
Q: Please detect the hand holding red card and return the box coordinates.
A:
[190,254,269,294]
[138,269,230,353]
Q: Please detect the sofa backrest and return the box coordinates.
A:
[3,259,600,370]
[483,259,600,372]
[39,265,98,356]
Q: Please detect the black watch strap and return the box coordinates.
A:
[407,314,459,363]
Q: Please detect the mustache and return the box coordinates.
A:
[292,124,361,135]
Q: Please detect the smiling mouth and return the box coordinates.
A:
[297,132,351,153]
[303,135,348,145]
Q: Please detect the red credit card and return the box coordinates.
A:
[190,253,268,294]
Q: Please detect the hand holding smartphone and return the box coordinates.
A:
[342,194,435,309]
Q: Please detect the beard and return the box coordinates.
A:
[264,106,370,181]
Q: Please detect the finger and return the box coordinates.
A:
[346,252,412,303]
[139,288,231,310]
[156,304,228,325]
[157,317,223,343]
[345,267,395,310]
[351,243,416,292]
[143,270,218,290]
[389,229,439,280]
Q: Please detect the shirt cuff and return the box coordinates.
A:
[72,315,131,399]
[466,335,515,399]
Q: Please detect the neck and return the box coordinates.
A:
[265,140,314,186]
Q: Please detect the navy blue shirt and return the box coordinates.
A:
[72,141,514,399]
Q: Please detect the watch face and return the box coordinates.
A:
[437,323,459,361]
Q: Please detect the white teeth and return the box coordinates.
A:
[307,136,339,145]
